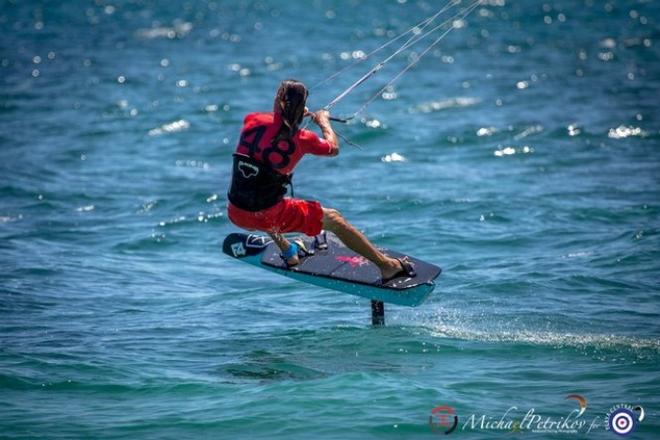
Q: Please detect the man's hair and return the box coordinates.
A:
[273,79,308,142]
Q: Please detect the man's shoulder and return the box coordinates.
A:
[243,112,274,126]
[296,128,319,141]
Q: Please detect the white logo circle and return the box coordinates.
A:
[611,410,634,435]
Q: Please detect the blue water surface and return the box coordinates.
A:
[1,0,659,438]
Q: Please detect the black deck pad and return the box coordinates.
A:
[261,232,441,291]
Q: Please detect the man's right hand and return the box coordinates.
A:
[308,110,338,154]
[311,110,331,125]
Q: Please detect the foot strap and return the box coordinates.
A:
[382,258,416,284]
[314,231,328,250]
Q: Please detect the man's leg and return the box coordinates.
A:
[322,208,406,279]
[268,232,299,266]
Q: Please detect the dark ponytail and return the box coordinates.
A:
[273,79,308,144]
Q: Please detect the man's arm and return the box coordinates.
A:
[311,110,339,156]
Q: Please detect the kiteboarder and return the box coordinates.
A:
[227,79,414,282]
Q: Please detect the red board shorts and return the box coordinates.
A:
[228,198,324,237]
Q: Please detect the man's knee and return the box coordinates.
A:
[322,208,343,228]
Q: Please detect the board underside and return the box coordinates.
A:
[222,232,441,307]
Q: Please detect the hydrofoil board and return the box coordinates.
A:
[222,231,441,307]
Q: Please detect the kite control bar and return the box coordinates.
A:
[329,116,351,123]
[305,113,352,124]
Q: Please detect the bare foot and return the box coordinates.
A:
[284,239,304,267]
[379,257,411,281]
[286,254,300,266]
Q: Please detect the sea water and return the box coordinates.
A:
[1,1,659,438]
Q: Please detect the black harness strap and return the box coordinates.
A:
[227,154,292,212]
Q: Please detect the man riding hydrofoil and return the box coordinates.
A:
[227,79,415,283]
